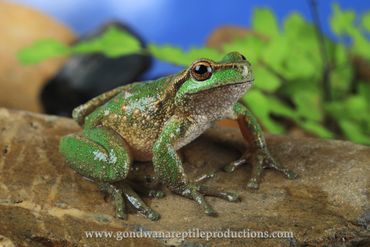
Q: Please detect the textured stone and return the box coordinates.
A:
[0,108,369,246]
[0,1,75,112]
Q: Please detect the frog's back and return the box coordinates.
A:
[84,76,176,160]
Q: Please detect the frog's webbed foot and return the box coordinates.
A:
[223,149,298,190]
[99,182,160,221]
[170,183,240,217]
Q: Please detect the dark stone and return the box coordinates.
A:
[41,22,152,116]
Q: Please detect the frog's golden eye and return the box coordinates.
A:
[191,61,213,81]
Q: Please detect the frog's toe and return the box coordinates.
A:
[205,206,218,217]
[99,183,129,220]
[224,192,240,202]
[223,163,236,173]
[265,157,298,180]
[246,178,260,190]
[129,181,166,198]
[116,209,128,220]
[284,169,298,180]
[198,185,240,202]
[122,183,161,221]
[144,209,161,221]
[223,157,247,173]
[193,190,218,217]
[147,189,166,198]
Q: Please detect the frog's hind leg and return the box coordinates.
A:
[59,127,132,182]
[99,183,160,221]
[59,127,159,221]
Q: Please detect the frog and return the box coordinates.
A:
[59,51,297,221]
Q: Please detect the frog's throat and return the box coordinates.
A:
[185,80,253,96]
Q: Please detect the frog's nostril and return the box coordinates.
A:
[240,54,246,61]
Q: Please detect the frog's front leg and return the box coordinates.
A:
[153,118,240,216]
[59,127,160,221]
[225,102,298,189]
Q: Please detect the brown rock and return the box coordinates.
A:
[0,108,369,246]
[206,26,267,51]
[0,235,16,247]
[0,2,75,112]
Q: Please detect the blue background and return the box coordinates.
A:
[13,0,370,77]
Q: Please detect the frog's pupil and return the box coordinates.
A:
[195,65,211,74]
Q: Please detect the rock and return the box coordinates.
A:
[0,235,15,247]
[41,22,152,117]
[0,108,369,246]
[206,26,267,51]
[0,2,75,112]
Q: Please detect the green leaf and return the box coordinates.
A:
[345,96,369,121]
[260,36,288,71]
[222,36,265,64]
[325,95,369,123]
[283,52,318,80]
[334,43,349,65]
[148,45,222,66]
[330,5,370,60]
[350,31,370,60]
[293,90,323,121]
[298,120,334,138]
[17,39,69,64]
[72,27,142,57]
[339,119,370,145]
[252,8,279,37]
[330,65,353,99]
[284,12,314,40]
[330,4,356,35]
[243,90,285,134]
[361,12,370,31]
[359,83,370,103]
[267,97,297,119]
[253,66,281,92]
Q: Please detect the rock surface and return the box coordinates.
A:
[0,1,75,112]
[0,108,369,246]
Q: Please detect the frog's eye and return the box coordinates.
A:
[191,61,213,81]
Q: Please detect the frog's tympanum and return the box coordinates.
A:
[59,52,297,221]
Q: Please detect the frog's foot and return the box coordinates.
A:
[223,150,298,190]
[99,183,160,221]
[171,183,240,217]
[128,180,165,199]
[194,170,217,183]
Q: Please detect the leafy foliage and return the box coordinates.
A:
[17,5,370,145]
[18,27,142,64]
[18,39,69,64]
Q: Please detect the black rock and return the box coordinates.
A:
[41,21,152,116]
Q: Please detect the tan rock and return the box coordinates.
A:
[0,108,369,246]
[0,235,16,247]
[0,1,75,112]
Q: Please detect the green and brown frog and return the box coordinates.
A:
[59,52,297,221]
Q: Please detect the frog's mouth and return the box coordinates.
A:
[186,80,253,95]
